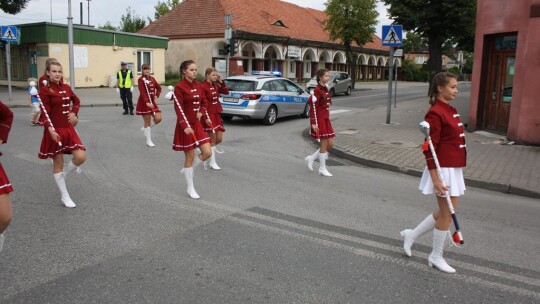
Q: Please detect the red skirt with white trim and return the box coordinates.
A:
[310,118,335,140]
[135,100,161,115]
[203,113,225,133]
[0,162,13,195]
[38,126,86,159]
[172,120,210,151]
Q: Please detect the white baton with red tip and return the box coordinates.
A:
[167,86,199,146]
[310,91,320,142]
[34,81,63,147]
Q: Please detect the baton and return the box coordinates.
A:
[36,81,63,146]
[168,86,199,145]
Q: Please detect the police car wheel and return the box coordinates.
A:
[262,106,277,125]
[346,86,352,95]
[330,88,335,97]
[300,102,310,118]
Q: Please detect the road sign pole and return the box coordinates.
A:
[394,62,397,108]
[386,47,394,124]
[68,0,76,91]
[6,42,12,101]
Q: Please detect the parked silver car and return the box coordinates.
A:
[220,75,310,125]
[306,71,353,96]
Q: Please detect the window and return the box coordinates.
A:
[137,50,152,73]
[280,80,301,93]
[305,62,311,74]
[270,80,286,91]
[289,61,296,73]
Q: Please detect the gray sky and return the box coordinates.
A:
[0,0,392,38]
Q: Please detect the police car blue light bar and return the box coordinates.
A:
[251,70,282,77]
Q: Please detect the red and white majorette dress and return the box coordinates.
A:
[0,101,14,195]
[171,78,210,151]
[201,80,229,133]
[419,99,467,196]
[309,84,335,140]
[136,75,162,115]
[38,82,86,159]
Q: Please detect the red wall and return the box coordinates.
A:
[470,0,540,144]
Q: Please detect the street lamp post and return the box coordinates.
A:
[68,0,75,90]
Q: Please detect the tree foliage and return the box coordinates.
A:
[0,0,29,14]
[120,7,146,33]
[153,0,181,21]
[383,0,476,76]
[324,0,378,87]
[98,22,117,31]
[402,32,427,53]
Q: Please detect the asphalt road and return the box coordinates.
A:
[0,86,538,303]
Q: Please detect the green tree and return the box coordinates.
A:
[119,7,146,33]
[153,0,181,21]
[0,0,29,14]
[98,22,117,31]
[402,32,427,53]
[324,0,378,88]
[383,0,476,78]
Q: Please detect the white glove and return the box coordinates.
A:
[310,91,317,102]
[130,87,133,92]
[165,91,173,100]
[116,88,120,93]
[29,87,38,95]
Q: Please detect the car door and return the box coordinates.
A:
[334,73,344,94]
[279,79,307,115]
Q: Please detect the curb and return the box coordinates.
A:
[305,128,540,199]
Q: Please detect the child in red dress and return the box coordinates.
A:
[136,64,162,147]
[169,60,212,199]
[201,67,229,170]
[0,101,14,251]
[38,61,86,208]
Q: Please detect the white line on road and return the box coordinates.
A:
[330,109,351,115]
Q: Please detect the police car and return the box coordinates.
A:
[220,71,310,125]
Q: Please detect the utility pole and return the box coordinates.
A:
[87,0,91,26]
[68,0,76,90]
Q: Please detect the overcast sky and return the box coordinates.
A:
[0,0,392,38]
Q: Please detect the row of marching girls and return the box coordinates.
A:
[167,60,229,199]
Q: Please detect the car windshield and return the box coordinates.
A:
[225,79,258,91]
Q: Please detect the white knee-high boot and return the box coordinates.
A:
[318,152,332,177]
[183,167,200,199]
[208,146,220,170]
[54,173,76,208]
[143,127,155,147]
[400,214,436,257]
[428,228,456,273]
[305,149,320,171]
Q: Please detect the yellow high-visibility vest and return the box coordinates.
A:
[118,70,132,88]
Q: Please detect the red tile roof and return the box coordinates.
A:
[139,0,388,51]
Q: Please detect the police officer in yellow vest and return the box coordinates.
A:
[115,61,134,115]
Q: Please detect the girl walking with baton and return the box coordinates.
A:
[400,72,466,273]
[38,61,86,208]
[305,69,335,177]
[136,64,162,147]
[169,60,212,199]
[201,67,229,170]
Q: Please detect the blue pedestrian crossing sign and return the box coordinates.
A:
[382,25,402,47]
[1,26,18,42]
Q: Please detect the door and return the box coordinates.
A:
[482,35,516,133]
[28,52,38,78]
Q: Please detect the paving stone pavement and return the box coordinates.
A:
[327,94,540,199]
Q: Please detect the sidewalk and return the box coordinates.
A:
[325,83,540,199]
[1,84,539,198]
